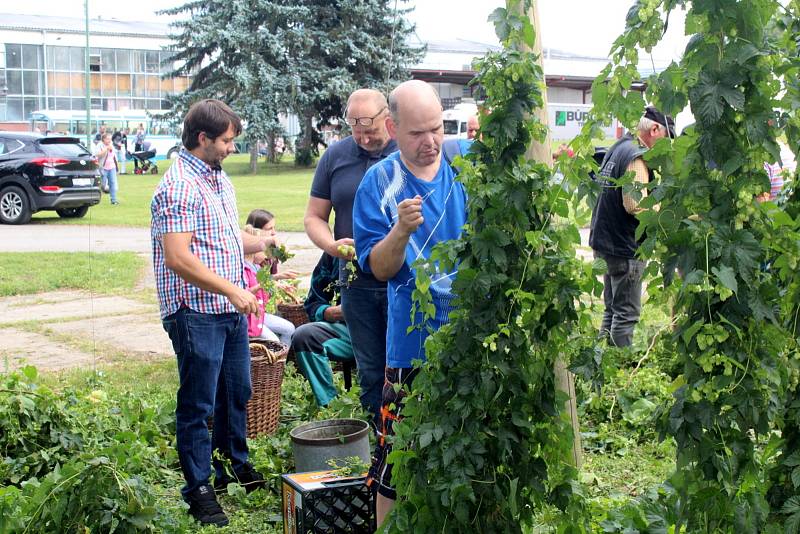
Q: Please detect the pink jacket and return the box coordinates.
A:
[243,262,269,337]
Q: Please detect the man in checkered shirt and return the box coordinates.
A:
[151,99,277,527]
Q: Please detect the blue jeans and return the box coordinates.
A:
[597,252,645,348]
[101,168,118,203]
[340,285,387,428]
[162,308,252,498]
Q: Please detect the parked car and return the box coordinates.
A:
[0,132,101,224]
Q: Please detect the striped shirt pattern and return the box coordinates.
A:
[151,149,244,319]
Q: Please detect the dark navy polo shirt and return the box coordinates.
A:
[310,135,397,286]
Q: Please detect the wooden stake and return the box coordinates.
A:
[515,0,582,468]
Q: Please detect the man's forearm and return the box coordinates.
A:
[305,216,336,254]
[166,249,239,298]
[368,225,410,281]
[241,231,267,254]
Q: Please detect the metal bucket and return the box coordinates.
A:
[290,418,370,472]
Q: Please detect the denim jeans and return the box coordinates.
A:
[162,308,252,498]
[101,168,118,203]
[597,253,645,348]
[340,284,388,428]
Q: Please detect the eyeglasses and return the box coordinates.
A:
[344,107,387,127]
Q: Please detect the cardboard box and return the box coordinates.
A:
[282,470,375,534]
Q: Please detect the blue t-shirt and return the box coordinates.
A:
[353,148,468,368]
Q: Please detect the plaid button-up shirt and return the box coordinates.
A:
[151,149,244,319]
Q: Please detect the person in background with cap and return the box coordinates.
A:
[589,105,674,347]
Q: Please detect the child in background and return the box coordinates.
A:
[242,225,296,346]
[245,209,299,280]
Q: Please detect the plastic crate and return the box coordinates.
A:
[282,470,375,534]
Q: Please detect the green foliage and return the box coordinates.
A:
[0,357,366,533]
[0,366,187,533]
[567,0,800,530]
[385,1,596,531]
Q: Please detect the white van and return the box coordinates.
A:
[442,102,478,139]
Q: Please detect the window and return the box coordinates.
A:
[55,97,72,110]
[41,140,91,158]
[101,49,115,71]
[48,72,71,96]
[5,44,21,69]
[0,138,25,156]
[145,51,159,73]
[89,53,101,72]
[23,71,40,94]
[23,97,40,118]
[145,75,159,97]
[159,51,173,74]
[101,74,116,94]
[117,74,132,96]
[50,46,70,71]
[116,50,131,72]
[21,45,40,70]
[71,98,86,111]
[6,71,22,95]
[70,47,85,71]
[132,74,146,97]
[134,51,146,73]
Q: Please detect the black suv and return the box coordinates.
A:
[0,132,101,224]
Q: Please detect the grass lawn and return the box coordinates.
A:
[0,252,145,296]
[30,154,316,232]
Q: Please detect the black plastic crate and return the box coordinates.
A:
[282,470,375,534]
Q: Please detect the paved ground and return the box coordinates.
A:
[0,226,323,372]
[0,224,593,372]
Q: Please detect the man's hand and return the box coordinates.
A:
[323,305,345,323]
[329,238,356,260]
[396,196,424,236]
[226,286,260,315]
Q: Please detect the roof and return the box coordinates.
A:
[0,13,172,38]
[0,130,42,140]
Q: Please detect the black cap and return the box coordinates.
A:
[644,105,676,138]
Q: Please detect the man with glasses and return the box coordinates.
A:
[304,89,396,428]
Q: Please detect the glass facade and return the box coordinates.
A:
[2,43,191,121]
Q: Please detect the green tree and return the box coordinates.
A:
[162,0,423,170]
[283,0,423,166]
[162,0,298,173]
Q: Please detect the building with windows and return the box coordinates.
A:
[0,13,642,133]
[0,14,190,130]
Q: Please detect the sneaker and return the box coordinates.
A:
[186,484,228,527]
[214,463,266,494]
[111,200,119,205]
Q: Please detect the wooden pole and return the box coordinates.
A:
[515,0,582,468]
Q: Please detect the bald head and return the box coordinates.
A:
[386,81,444,174]
[388,80,442,125]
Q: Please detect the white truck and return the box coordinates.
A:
[443,102,479,139]
[442,102,621,142]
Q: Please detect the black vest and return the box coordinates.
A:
[588,134,651,259]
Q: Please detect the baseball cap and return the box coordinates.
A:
[644,106,676,138]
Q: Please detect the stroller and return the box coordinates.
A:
[128,148,159,175]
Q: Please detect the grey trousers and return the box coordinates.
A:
[597,252,645,347]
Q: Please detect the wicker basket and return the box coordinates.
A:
[277,302,309,328]
[207,340,288,439]
[246,340,288,437]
